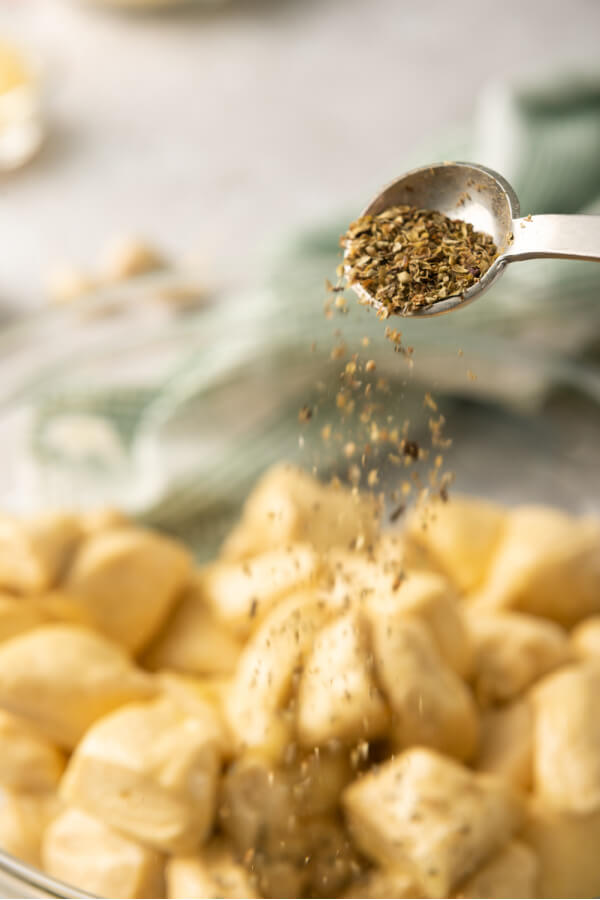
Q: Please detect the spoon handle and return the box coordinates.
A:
[504,215,600,263]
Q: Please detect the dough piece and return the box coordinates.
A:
[199,544,320,636]
[43,808,165,899]
[225,592,333,758]
[377,571,471,678]
[328,556,471,676]
[221,464,381,560]
[221,750,352,854]
[367,612,479,761]
[0,710,65,792]
[0,624,154,749]
[60,696,221,853]
[454,840,538,899]
[297,611,389,746]
[404,494,506,594]
[143,581,241,677]
[343,747,521,898]
[0,513,81,595]
[475,506,600,627]
[65,527,191,654]
[467,610,569,706]
[476,698,533,791]
[532,663,600,814]
[0,791,60,867]
[166,840,257,899]
[523,798,600,899]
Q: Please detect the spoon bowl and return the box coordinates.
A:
[349,161,600,317]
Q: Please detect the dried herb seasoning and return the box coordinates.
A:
[341,205,498,315]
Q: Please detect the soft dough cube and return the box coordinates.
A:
[329,559,471,678]
[143,582,242,677]
[0,790,60,867]
[199,544,320,636]
[225,592,333,758]
[523,799,600,899]
[297,611,389,746]
[64,527,192,654]
[383,571,472,678]
[60,696,221,853]
[166,840,257,899]
[220,754,358,898]
[0,513,81,595]
[570,615,600,660]
[43,808,165,899]
[455,840,539,899]
[0,710,65,792]
[343,748,522,898]
[404,494,506,594]
[0,624,154,749]
[157,671,231,755]
[476,698,533,791]
[532,663,600,814]
[476,506,600,627]
[367,612,479,761]
[221,464,381,560]
[221,750,352,855]
[467,610,569,706]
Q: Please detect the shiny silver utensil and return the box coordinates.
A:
[348,161,600,317]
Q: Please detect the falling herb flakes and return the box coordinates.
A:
[341,205,498,315]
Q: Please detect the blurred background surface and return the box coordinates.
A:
[2,0,600,311]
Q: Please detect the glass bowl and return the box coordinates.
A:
[0,276,598,897]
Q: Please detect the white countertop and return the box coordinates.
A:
[2,0,600,310]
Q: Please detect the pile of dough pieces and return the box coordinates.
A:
[0,464,599,899]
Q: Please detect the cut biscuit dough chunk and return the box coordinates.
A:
[221,465,381,560]
[221,749,352,857]
[157,671,231,755]
[367,611,479,761]
[60,696,221,853]
[0,513,81,595]
[475,506,600,627]
[166,840,257,899]
[328,555,471,677]
[0,710,65,792]
[43,808,165,899]
[343,748,521,898]
[523,798,600,899]
[467,610,569,705]
[64,527,192,654]
[225,592,333,758]
[0,624,154,749]
[532,663,600,814]
[199,544,320,637]
[404,494,506,594]
[475,698,533,791]
[379,571,471,678]
[454,840,539,899]
[143,581,242,677]
[297,610,389,746]
[0,790,60,867]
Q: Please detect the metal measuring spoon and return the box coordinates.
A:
[347,161,600,317]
